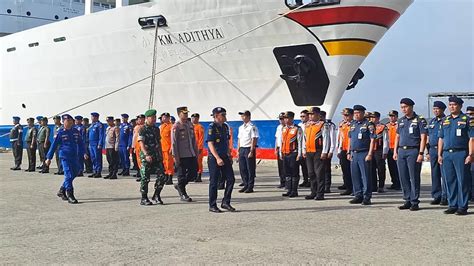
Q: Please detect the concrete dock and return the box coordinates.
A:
[1,152,472,264]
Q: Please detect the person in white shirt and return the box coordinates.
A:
[321,110,337,193]
[237,110,259,193]
[275,112,286,188]
[298,110,310,187]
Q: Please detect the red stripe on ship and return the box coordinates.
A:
[286,6,400,28]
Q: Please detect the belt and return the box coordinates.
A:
[399,146,418,150]
[351,149,368,153]
[444,148,467,153]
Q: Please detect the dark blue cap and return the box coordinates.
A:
[62,114,73,120]
[91,112,99,117]
[400,98,415,106]
[448,96,464,105]
[433,101,446,110]
[106,116,114,121]
[74,115,83,120]
[12,116,20,121]
[211,107,227,116]
[36,116,43,120]
[121,113,129,118]
[467,106,474,112]
[170,116,176,121]
[353,105,366,111]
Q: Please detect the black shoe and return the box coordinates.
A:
[181,194,192,202]
[135,178,141,182]
[209,206,222,213]
[282,192,290,197]
[54,172,61,175]
[305,194,316,200]
[340,190,352,196]
[324,189,332,194]
[430,198,441,205]
[57,186,68,201]
[443,208,457,214]
[221,203,236,212]
[94,174,102,178]
[77,172,84,177]
[152,191,163,205]
[440,199,448,206]
[315,196,325,201]
[398,202,412,210]
[277,184,285,189]
[118,171,124,176]
[11,167,21,170]
[349,198,363,204]
[244,189,254,193]
[40,170,49,174]
[36,166,42,169]
[362,199,372,205]
[140,198,153,206]
[377,188,385,193]
[238,188,247,193]
[299,181,309,187]
[455,209,468,216]
[239,183,245,187]
[409,204,419,211]
[88,174,95,178]
[338,185,347,190]
[288,192,298,198]
[66,189,78,204]
[25,169,35,172]
[103,174,110,179]
[109,175,117,180]
[122,170,130,177]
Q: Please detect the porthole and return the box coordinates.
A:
[7,9,12,14]
[55,15,59,20]
[26,11,31,16]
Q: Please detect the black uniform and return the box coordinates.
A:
[9,119,23,170]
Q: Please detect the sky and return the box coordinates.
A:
[335,0,473,121]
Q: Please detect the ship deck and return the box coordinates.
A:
[1,151,472,264]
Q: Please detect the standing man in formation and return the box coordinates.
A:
[298,110,310,187]
[337,108,353,195]
[191,113,204,182]
[74,116,86,176]
[118,114,133,177]
[369,112,388,193]
[133,114,145,181]
[45,114,86,204]
[105,116,120,179]
[427,101,447,205]
[303,107,330,200]
[438,97,473,215]
[281,111,303,198]
[88,112,104,178]
[394,98,427,211]
[237,110,259,193]
[467,106,474,202]
[347,105,375,205]
[172,107,198,202]
[386,110,401,190]
[160,112,174,185]
[321,110,336,193]
[53,115,64,175]
[275,112,286,188]
[24,118,38,172]
[37,117,51,173]
[207,107,236,213]
[83,117,93,174]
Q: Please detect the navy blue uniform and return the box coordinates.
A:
[348,118,376,201]
[427,116,447,201]
[74,124,86,174]
[88,121,105,175]
[396,113,427,205]
[207,122,235,208]
[119,122,133,171]
[439,113,474,212]
[47,127,85,190]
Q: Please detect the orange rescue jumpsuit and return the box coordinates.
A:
[160,122,174,175]
[193,123,205,174]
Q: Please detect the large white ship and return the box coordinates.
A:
[0,0,413,156]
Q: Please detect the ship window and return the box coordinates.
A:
[285,0,340,9]
[7,9,12,14]
[7,47,16,52]
[28,42,39,47]
[54,37,66,42]
[55,15,59,20]
[26,11,31,16]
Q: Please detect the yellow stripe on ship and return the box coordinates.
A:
[322,40,376,57]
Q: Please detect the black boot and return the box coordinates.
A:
[66,189,78,204]
[122,170,130,177]
[152,187,164,205]
[289,177,299,198]
[195,173,202,183]
[282,176,292,197]
[57,186,68,201]
[180,185,192,202]
[140,186,152,206]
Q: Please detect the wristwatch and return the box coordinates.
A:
[419,152,424,156]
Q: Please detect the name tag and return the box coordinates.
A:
[409,127,413,134]
[358,133,362,139]
[456,129,462,137]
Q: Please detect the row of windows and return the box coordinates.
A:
[6,37,66,53]
[6,9,68,20]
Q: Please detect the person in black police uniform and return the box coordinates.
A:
[9,116,23,170]
[24,118,38,172]
[393,98,427,211]
[427,101,448,205]
[438,97,473,215]
[83,117,93,173]
[207,107,236,213]
[466,106,474,202]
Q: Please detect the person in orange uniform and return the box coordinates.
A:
[280,111,303,198]
[191,113,205,182]
[386,110,401,190]
[160,112,174,185]
[337,108,353,196]
[133,114,145,181]
[369,111,389,193]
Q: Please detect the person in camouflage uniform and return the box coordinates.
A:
[137,109,167,206]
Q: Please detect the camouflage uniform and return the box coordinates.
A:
[138,123,166,204]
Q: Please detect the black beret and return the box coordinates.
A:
[466,106,474,112]
[211,107,226,116]
[388,110,398,116]
[353,105,366,111]
[284,111,295,118]
[372,111,381,118]
[191,113,200,118]
[341,108,354,115]
[400,98,415,106]
[448,96,464,105]
[433,101,446,110]
[307,107,320,114]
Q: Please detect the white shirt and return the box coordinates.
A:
[238,121,259,147]
[275,124,283,148]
